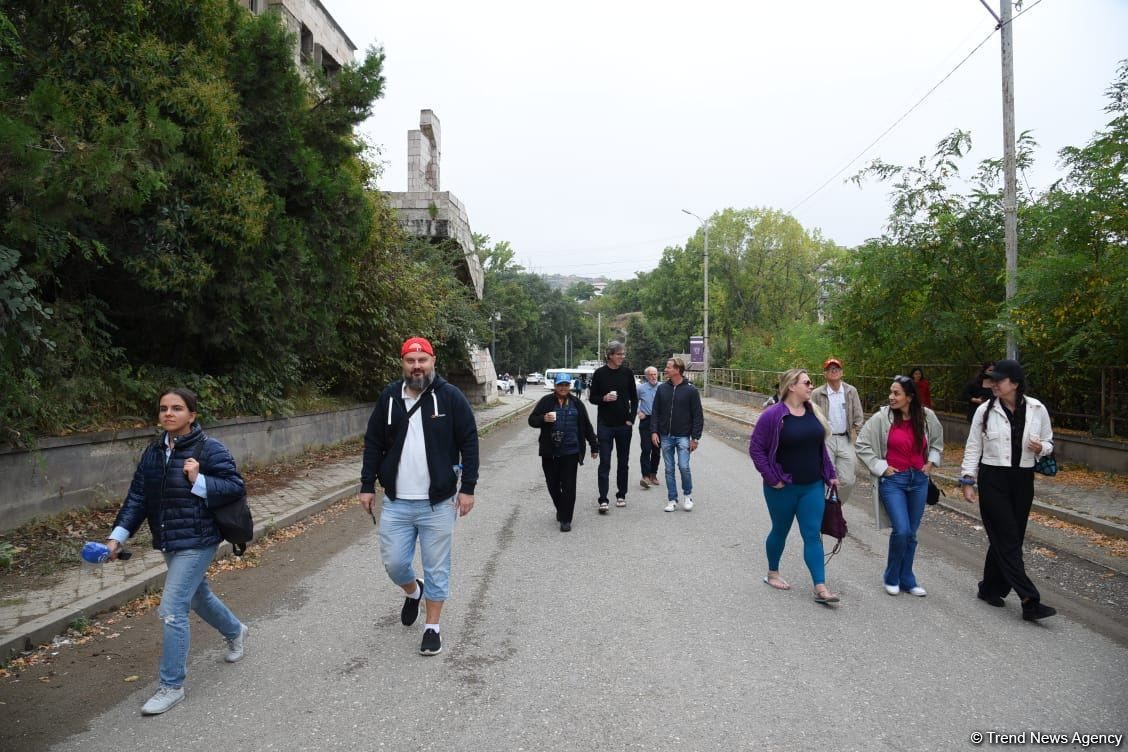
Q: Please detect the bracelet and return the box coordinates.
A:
[958,476,976,486]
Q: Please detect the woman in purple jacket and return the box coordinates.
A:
[749,368,841,604]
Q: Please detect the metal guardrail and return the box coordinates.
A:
[710,365,1126,439]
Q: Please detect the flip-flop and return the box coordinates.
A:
[763,575,791,591]
[814,590,841,604]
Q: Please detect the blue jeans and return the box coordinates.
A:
[159,546,242,688]
[763,481,826,586]
[661,435,693,501]
[597,424,633,501]
[879,469,929,589]
[379,496,458,602]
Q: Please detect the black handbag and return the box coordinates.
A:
[1034,453,1058,476]
[926,478,943,506]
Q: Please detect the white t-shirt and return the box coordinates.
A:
[396,384,431,499]
[826,384,848,435]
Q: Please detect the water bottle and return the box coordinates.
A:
[81,541,111,564]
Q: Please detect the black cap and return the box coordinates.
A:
[987,359,1025,383]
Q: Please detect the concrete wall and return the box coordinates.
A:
[0,405,374,531]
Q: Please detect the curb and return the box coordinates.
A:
[1,400,531,661]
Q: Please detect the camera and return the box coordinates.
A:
[551,431,565,447]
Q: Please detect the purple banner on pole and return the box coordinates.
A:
[689,336,704,365]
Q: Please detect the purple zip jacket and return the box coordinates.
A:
[748,401,837,487]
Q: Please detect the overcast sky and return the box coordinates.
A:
[326,1,1126,279]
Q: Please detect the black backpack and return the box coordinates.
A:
[189,439,254,556]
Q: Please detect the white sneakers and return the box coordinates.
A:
[225,623,249,663]
[141,686,185,715]
[908,586,927,597]
[884,584,900,596]
[664,497,693,512]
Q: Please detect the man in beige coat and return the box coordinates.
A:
[811,357,864,502]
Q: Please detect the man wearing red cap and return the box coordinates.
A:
[811,357,864,503]
[359,337,479,656]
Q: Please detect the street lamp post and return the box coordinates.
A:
[490,312,501,366]
[681,209,710,396]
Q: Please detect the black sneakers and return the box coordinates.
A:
[401,579,424,626]
[420,628,442,656]
[1022,601,1057,621]
[977,592,1006,607]
[560,522,572,532]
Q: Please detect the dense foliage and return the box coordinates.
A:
[477,235,589,374]
[829,61,1127,429]
[0,1,452,442]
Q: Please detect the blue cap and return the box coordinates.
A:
[554,372,572,385]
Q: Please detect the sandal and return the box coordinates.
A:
[814,587,840,604]
[763,575,791,591]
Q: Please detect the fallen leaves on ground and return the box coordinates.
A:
[1032,513,1128,558]
[0,497,355,681]
[0,439,363,595]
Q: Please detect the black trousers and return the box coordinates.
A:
[597,424,632,501]
[977,465,1040,602]
[542,454,580,524]
[638,417,661,477]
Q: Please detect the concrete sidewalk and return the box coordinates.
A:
[699,395,1128,540]
[0,393,537,660]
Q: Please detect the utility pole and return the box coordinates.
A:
[597,311,602,360]
[681,209,710,396]
[982,0,1019,360]
[1000,0,1018,360]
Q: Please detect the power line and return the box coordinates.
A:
[787,0,1048,215]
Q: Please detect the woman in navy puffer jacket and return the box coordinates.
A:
[105,388,248,716]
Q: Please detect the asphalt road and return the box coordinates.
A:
[49,408,1128,751]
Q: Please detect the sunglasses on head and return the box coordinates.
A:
[893,375,913,385]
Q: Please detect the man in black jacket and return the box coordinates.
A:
[359,337,479,657]
[650,357,704,512]
[588,341,639,513]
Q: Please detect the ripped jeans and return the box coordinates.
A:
[158,545,242,688]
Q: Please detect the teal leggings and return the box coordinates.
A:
[764,480,827,585]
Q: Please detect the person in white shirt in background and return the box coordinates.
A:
[811,357,864,503]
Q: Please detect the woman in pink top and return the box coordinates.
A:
[855,376,944,597]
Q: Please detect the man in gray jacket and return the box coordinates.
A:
[811,357,864,502]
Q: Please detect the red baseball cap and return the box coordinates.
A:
[823,357,843,370]
[401,337,434,357]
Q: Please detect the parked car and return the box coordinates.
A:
[526,372,545,385]
[496,376,514,393]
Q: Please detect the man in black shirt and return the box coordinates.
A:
[587,341,639,513]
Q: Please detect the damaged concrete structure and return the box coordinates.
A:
[385,111,495,403]
[240,0,356,76]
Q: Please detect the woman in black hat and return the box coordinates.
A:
[958,360,1057,621]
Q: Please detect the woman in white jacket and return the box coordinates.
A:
[856,376,944,597]
[959,360,1056,621]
